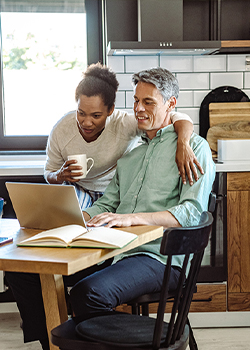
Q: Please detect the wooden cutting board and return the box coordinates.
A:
[207,121,250,156]
[207,102,250,156]
[209,102,250,127]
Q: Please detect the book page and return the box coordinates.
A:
[71,227,137,248]
[19,224,87,245]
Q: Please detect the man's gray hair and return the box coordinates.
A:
[132,67,179,102]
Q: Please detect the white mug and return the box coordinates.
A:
[67,154,94,179]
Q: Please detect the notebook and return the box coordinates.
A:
[5,182,87,230]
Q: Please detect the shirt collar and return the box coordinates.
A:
[141,124,174,143]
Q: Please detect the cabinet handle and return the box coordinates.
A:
[192,298,212,303]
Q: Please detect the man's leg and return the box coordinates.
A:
[70,255,180,319]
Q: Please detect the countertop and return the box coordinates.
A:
[214,159,250,172]
[1,155,250,176]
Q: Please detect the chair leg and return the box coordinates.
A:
[187,317,198,350]
[141,304,149,316]
[131,303,140,315]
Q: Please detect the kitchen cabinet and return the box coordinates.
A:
[104,0,250,54]
[184,0,250,42]
[227,172,250,311]
[189,172,250,314]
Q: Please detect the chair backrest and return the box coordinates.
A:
[153,211,213,349]
[52,211,213,350]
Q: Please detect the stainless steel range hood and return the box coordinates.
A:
[107,0,221,56]
[107,41,221,56]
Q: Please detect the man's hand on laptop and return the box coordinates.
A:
[86,213,136,228]
[86,211,181,229]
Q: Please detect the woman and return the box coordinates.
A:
[44,63,202,209]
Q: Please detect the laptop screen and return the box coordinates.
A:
[6,182,86,230]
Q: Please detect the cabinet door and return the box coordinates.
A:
[117,284,226,314]
[221,0,250,40]
[227,172,250,311]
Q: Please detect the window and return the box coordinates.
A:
[0,0,103,151]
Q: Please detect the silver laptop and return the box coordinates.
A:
[6,182,87,230]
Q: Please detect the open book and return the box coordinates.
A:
[17,225,137,249]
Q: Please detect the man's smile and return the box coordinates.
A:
[137,116,148,119]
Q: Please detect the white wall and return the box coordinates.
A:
[107,54,250,134]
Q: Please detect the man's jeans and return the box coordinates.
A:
[5,255,180,344]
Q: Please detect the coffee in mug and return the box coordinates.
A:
[67,154,94,179]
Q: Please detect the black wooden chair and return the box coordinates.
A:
[126,193,216,350]
[51,211,213,350]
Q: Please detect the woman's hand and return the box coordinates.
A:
[176,140,204,186]
[173,120,204,186]
[87,212,134,228]
[55,159,83,183]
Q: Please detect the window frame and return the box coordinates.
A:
[0,0,103,152]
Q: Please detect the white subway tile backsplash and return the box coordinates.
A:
[126,91,134,108]
[108,53,250,131]
[177,91,193,107]
[245,72,250,88]
[210,72,243,89]
[176,107,200,124]
[107,56,125,73]
[160,56,193,72]
[227,55,248,72]
[194,55,226,72]
[116,73,133,90]
[116,91,125,108]
[125,56,159,73]
[177,73,209,90]
[119,108,134,115]
[193,90,210,107]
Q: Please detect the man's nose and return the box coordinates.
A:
[135,101,145,111]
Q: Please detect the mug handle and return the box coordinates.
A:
[86,158,94,175]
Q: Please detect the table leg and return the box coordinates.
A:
[40,274,68,350]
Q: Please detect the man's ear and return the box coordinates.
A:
[108,104,115,116]
[167,96,177,111]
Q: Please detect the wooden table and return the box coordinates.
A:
[0,219,163,350]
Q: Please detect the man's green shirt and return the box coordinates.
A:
[85,124,216,267]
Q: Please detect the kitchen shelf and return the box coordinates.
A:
[221,40,250,48]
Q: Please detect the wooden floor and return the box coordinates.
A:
[0,312,250,350]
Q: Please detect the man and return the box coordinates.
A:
[5,67,215,350]
[69,67,215,318]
